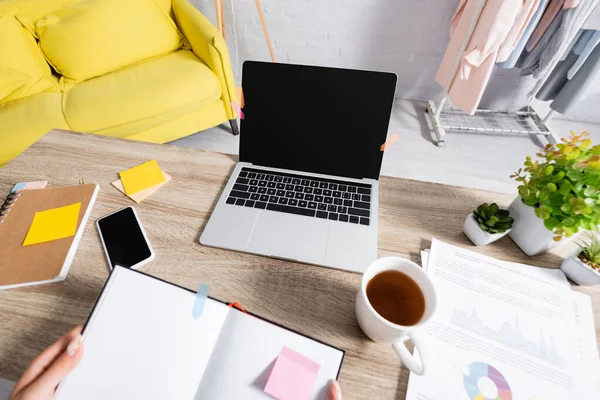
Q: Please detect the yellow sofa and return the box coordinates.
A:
[0,0,238,167]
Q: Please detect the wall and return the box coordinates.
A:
[192,0,600,123]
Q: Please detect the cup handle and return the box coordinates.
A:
[392,331,425,375]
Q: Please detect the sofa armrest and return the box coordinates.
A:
[172,0,237,120]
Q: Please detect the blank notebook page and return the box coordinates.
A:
[196,309,344,399]
[55,267,229,400]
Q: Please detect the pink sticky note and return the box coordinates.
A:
[264,346,320,400]
[24,180,48,190]
[231,101,245,120]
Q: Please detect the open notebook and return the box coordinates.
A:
[56,266,345,400]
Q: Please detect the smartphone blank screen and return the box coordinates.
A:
[98,208,152,268]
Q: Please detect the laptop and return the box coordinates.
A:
[200,61,397,273]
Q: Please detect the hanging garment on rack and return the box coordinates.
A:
[530,0,599,78]
[568,29,600,77]
[498,0,542,62]
[571,29,596,52]
[518,9,566,72]
[526,0,568,51]
[540,43,600,113]
[535,30,592,100]
[583,0,600,27]
[536,49,579,99]
[498,0,550,68]
[527,0,600,99]
[435,0,523,114]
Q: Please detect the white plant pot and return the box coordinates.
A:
[508,197,576,256]
[560,249,600,286]
[463,214,510,246]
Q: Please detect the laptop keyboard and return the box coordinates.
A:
[225,167,372,225]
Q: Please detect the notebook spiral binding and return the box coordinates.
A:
[0,192,20,224]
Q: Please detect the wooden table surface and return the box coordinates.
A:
[0,130,598,399]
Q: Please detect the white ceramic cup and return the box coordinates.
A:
[355,257,437,375]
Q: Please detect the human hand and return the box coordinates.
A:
[328,379,342,400]
[10,326,84,400]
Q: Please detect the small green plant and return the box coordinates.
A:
[473,203,514,234]
[511,131,600,241]
[576,232,600,272]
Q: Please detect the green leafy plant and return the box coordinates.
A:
[511,131,600,241]
[576,232,600,272]
[473,203,514,234]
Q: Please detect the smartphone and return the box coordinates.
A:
[96,207,155,270]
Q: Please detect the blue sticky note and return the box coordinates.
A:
[11,182,27,193]
[193,283,209,319]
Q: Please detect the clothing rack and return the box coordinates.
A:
[426,0,557,147]
[533,0,600,125]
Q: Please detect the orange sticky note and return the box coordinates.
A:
[380,134,399,151]
[237,86,245,108]
[23,203,81,246]
[119,160,166,196]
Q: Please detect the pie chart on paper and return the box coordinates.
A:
[463,362,513,400]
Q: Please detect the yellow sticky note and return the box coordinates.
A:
[23,203,81,246]
[119,160,166,196]
[112,172,172,203]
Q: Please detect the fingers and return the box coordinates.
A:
[12,326,83,394]
[328,379,342,400]
[24,333,84,396]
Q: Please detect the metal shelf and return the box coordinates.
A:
[426,101,556,147]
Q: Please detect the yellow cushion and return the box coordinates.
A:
[0,69,28,102]
[0,8,58,102]
[0,92,68,166]
[35,0,183,83]
[125,100,227,143]
[156,0,172,14]
[0,0,78,23]
[1,0,172,22]
[63,50,221,135]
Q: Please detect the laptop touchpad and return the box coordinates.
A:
[247,212,329,262]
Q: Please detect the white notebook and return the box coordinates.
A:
[55,266,344,400]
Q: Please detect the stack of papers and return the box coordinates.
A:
[407,239,600,399]
[112,160,171,203]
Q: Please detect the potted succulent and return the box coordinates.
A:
[560,232,600,285]
[509,131,600,256]
[464,203,514,246]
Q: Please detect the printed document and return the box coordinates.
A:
[408,239,597,400]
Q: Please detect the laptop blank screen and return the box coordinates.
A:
[239,62,397,180]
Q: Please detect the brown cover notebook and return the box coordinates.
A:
[0,184,99,289]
